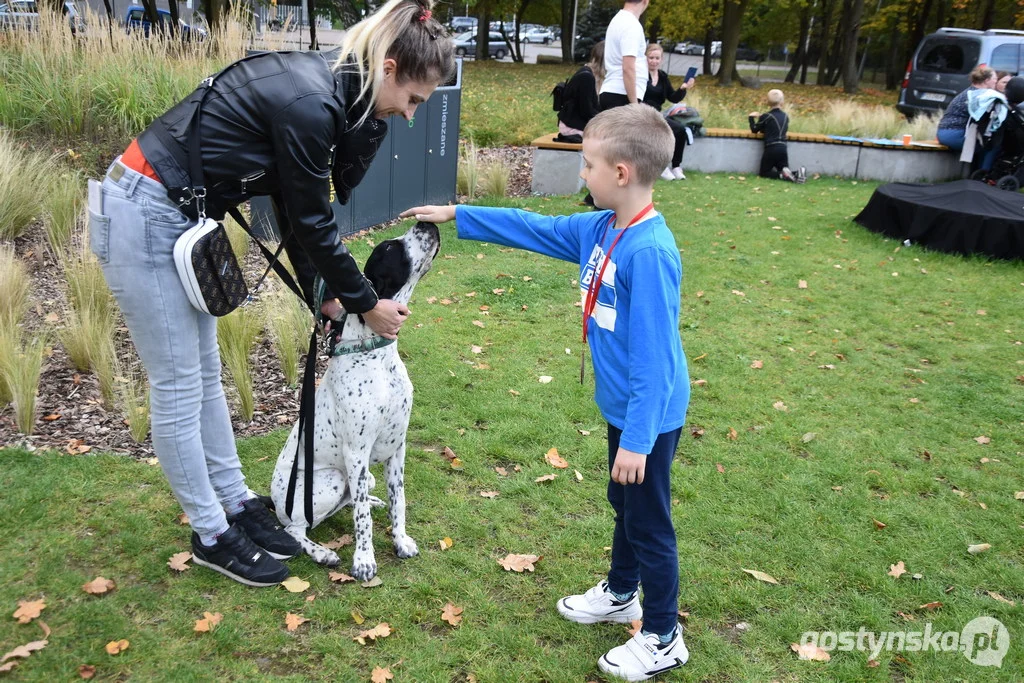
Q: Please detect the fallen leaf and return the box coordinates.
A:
[438,537,454,550]
[690,427,705,438]
[329,571,356,583]
[441,602,464,626]
[280,576,310,593]
[538,375,553,384]
[974,435,991,445]
[323,535,354,550]
[82,577,116,595]
[750,360,763,369]
[798,280,808,289]
[1015,491,1024,500]
[352,609,365,625]
[578,429,591,435]
[801,432,816,443]
[78,664,96,679]
[36,622,50,639]
[472,320,485,328]
[104,639,129,655]
[492,288,505,295]
[731,289,745,297]
[967,543,991,555]
[544,447,568,469]
[742,568,779,585]
[498,554,541,572]
[987,591,1016,606]
[534,473,557,483]
[773,401,788,411]
[176,513,190,525]
[919,601,943,610]
[574,469,583,482]
[167,552,192,572]
[371,666,394,683]
[285,613,309,632]
[12,599,45,624]
[65,438,92,455]
[450,457,464,470]
[42,413,61,421]
[305,595,316,602]
[867,659,880,668]
[471,345,483,354]
[2,639,47,666]
[716,463,725,473]
[442,446,458,461]
[873,519,887,530]
[727,428,738,441]
[362,576,383,588]
[353,622,392,645]
[790,642,831,662]
[194,612,223,632]
[888,561,907,578]
[494,467,508,476]
[479,491,499,498]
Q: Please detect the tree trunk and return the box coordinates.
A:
[980,0,995,30]
[885,21,902,90]
[141,0,160,27]
[718,0,749,86]
[703,28,714,75]
[308,0,318,49]
[815,0,834,85]
[905,0,935,67]
[840,0,865,93]
[101,0,113,44]
[167,0,179,37]
[561,0,573,62]
[476,10,489,60]
[785,5,811,83]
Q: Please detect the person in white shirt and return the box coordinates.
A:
[599,0,650,110]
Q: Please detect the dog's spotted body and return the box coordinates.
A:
[270,223,440,580]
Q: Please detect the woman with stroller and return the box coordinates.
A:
[935,65,996,152]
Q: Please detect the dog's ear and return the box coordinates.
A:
[363,239,412,301]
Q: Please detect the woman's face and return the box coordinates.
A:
[646,49,662,72]
[375,59,439,121]
[997,74,1012,92]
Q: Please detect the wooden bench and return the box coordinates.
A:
[530,129,958,196]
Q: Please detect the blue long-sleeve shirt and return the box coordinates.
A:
[455,205,689,453]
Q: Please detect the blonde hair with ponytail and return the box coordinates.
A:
[335,0,455,126]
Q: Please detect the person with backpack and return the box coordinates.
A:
[555,41,606,143]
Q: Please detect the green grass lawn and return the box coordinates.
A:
[2,175,1022,681]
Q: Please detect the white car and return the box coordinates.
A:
[522,27,553,44]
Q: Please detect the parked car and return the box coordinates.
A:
[675,41,704,55]
[125,4,207,41]
[521,26,553,44]
[452,31,508,59]
[0,0,83,32]
[735,44,764,62]
[898,27,1024,118]
[449,15,475,33]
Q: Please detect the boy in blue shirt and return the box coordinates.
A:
[401,103,690,681]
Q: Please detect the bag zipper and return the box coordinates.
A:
[240,170,266,194]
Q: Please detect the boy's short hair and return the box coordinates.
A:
[583,104,673,187]
[767,89,784,107]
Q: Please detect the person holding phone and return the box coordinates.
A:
[641,43,695,180]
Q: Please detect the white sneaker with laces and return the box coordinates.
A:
[781,167,796,182]
[557,580,642,624]
[660,167,676,181]
[671,167,685,180]
[598,624,689,681]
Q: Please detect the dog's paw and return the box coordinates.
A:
[350,557,378,581]
[307,546,341,567]
[393,534,419,559]
[368,495,386,509]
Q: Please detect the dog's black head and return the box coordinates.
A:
[362,222,441,304]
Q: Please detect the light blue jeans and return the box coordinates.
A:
[89,160,247,540]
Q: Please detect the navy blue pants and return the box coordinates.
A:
[606,423,682,635]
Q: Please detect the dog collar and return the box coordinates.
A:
[330,334,396,356]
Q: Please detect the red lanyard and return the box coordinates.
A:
[582,203,653,344]
[579,203,654,382]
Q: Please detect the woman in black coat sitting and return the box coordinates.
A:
[556,41,605,143]
[642,43,695,180]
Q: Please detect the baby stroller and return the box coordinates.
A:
[971,76,1024,191]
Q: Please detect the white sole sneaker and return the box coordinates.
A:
[557,580,643,624]
[660,168,676,182]
[598,624,689,681]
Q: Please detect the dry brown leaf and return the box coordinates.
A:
[534,473,557,483]
[578,428,591,435]
[750,360,763,369]
[888,561,907,578]
[42,413,61,421]
[919,601,943,610]
[167,552,192,572]
[280,576,310,593]
[873,519,887,530]
[479,491,499,498]
[498,554,541,572]
[438,537,454,550]
[12,599,45,624]
[727,428,738,440]
[371,666,394,683]
[798,280,808,289]
[441,602,464,626]
[967,543,991,555]
[544,448,569,469]
[285,613,309,632]
[987,591,1016,606]
[472,320,485,328]
[362,576,383,588]
[353,622,392,645]
[442,446,458,461]
[471,345,483,354]
[324,535,354,550]
[1015,491,1024,500]
[194,612,223,633]
[773,401,788,411]
[450,457,464,470]
[351,609,365,625]
[494,467,508,477]
[801,432,816,443]
[742,568,779,584]
[790,642,831,661]
[974,435,991,445]
[82,577,116,595]
[176,512,190,525]
[104,639,129,655]
[2,639,47,663]
[78,664,96,679]
[329,571,356,583]
[716,463,726,474]
[65,438,92,455]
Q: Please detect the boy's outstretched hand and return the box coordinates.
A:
[399,205,456,224]
[611,447,647,485]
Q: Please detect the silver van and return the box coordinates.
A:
[898,27,1024,117]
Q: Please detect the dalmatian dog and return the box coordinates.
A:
[270,222,440,580]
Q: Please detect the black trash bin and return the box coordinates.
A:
[249,55,462,239]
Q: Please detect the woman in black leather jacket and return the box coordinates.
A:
[88,0,454,587]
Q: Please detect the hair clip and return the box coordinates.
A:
[419,9,431,21]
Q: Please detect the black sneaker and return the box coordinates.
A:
[228,498,302,560]
[191,524,290,587]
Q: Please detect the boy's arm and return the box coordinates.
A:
[749,113,765,134]
[401,204,586,263]
[619,246,683,454]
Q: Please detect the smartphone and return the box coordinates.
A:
[685,66,698,82]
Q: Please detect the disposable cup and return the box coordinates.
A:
[902,134,912,146]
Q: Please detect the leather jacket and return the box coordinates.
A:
[137,50,386,313]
